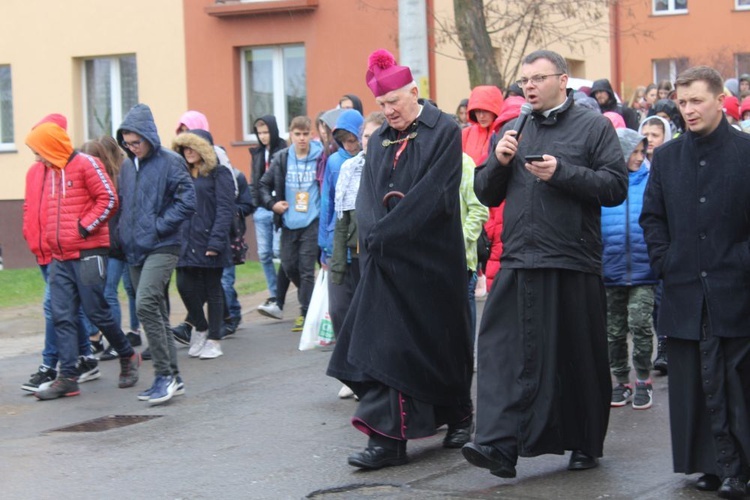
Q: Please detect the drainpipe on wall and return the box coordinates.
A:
[611,0,623,97]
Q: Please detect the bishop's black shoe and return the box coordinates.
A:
[568,450,599,471]
[695,474,721,491]
[347,445,408,470]
[718,476,748,499]
[443,420,473,448]
[461,442,517,478]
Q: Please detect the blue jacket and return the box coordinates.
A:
[319,109,363,258]
[601,163,657,286]
[117,104,196,266]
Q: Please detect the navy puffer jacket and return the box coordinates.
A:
[173,130,235,268]
[117,104,196,266]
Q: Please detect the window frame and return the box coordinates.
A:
[81,54,138,140]
[240,44,306,141]
[0,64,15,151]
[653,58,689,85]
[652,0,688,15]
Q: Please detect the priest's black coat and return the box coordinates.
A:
[327,100,473,407]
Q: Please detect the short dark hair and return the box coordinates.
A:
[289,116,311,132]
[522,50,568,74]
[675,66,724,96]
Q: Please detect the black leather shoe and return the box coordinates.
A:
[695,474,721,491]
[140,347,151,361]
[347,446,408,470]
[461,442,517,478]
[718,477,748,499]
[443,422,473,449]
[568,450,599,471]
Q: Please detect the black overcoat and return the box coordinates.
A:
[327,100,473,407]
[640,116,750,340]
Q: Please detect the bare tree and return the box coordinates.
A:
[436,0,641,89]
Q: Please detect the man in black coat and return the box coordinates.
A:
[327,49,473,470]
[640,66,750,498]
[462,50,627,478]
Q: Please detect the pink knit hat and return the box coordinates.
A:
[365,49,414,98]
[723,96,740,121]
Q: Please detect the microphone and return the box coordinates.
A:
[501,103,533,158]
[514,103,533,136]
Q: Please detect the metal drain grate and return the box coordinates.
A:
[48,415,161,433]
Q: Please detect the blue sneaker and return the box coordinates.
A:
[174,375,185,397]
[137,379,158,401]
[148,375,177,406]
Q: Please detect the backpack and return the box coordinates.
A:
[477,227,491,269]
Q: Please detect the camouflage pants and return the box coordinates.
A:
[606,285,655,382]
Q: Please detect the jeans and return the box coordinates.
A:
[104,257,125,330]
[49,257,133,378]
[468,271,478,352]
[280,220,319,316]
[130,253,180,377]
[254,208,278,298]
[40,265,93,368]
[121,261,139,331]
[177,266,225,340]
[221,265,241,321]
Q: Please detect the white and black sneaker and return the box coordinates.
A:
[21,365,57,393]
[257,298,283,320]
[76,356,101,383]
[98,344,118,361]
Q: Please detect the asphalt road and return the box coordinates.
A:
[0,290,711,499]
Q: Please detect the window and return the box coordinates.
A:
[0,65,14,150]
[653,58,689,84]
[736,54,750,77]
[241,45,306,140]
[738,0,750,10]
[653,0,687,14]
[82,55,138,140]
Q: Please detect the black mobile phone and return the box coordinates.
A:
[525,154,545,163]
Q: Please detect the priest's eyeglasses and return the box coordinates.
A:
[515,73,563,87]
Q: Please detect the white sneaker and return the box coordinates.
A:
[338,384,354,399]
[188,330,208,357]
[199,339,223,359]
[257,299,283,320]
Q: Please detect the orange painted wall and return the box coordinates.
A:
[183,0,400,174]
[617,0,750,96]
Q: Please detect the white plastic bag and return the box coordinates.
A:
[298,270,335,350]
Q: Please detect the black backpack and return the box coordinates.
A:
[477,227,491,269]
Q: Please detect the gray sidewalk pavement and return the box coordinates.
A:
[0,289,710,499]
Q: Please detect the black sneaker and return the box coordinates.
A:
[611,383,633,407]
[22,366,57,393]
[632,380,653,410]
[653,338,668,375]
[90,338,105,355]
[223,316,241,337]
[141,347,152,361]
[99,344,118,361]
[35,377,80,400]
[126,331,142,347]
[172,323,193,346]
[75,356,101,383]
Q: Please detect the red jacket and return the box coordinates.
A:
[22,114,68,266]
[22,164,53,265]
[42,152,117,260]
[484,203,504,291]
[461,85,504,165]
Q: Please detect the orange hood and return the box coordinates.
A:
[25,122,73,169]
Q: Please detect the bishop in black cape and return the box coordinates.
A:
[327,99,473,445]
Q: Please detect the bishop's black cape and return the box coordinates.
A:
[327,100,472,407]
